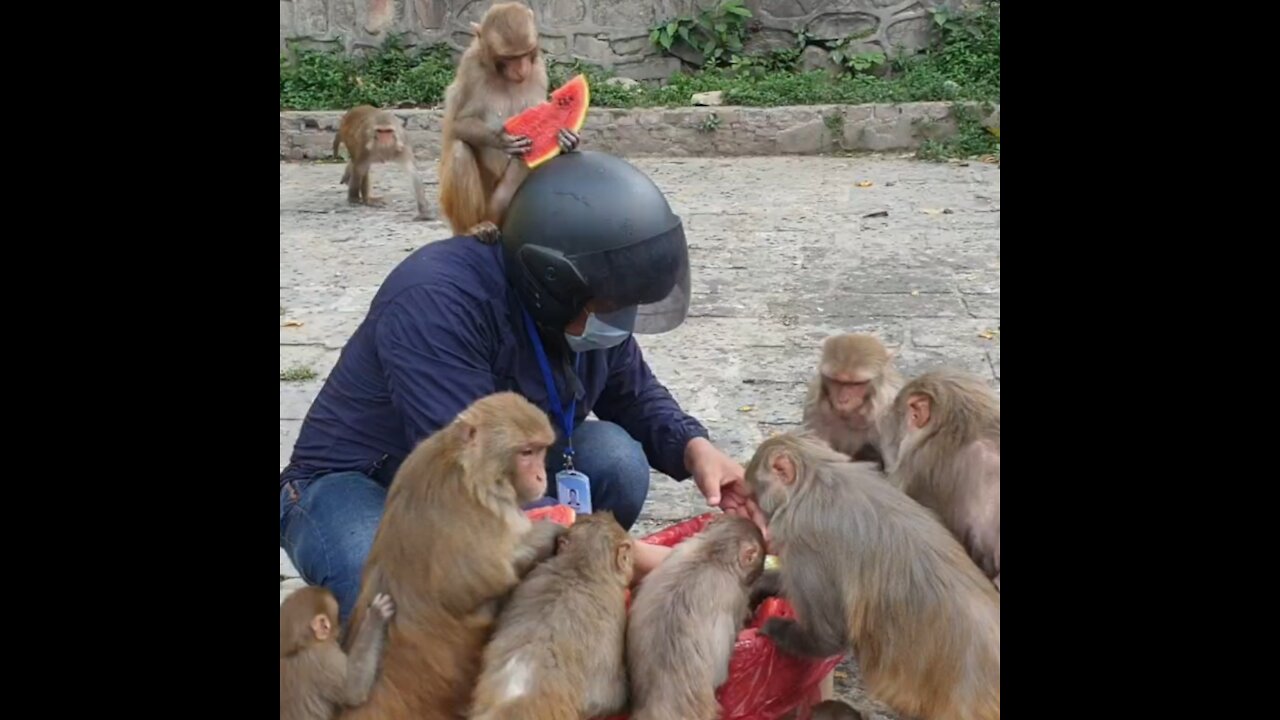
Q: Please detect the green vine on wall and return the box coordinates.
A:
[649,0,753,68]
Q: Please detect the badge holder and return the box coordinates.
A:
[555,453,592,514]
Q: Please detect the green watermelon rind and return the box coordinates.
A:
[503,73,591,169]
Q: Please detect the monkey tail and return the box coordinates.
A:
[332,132,343,159]
[340,162,351,185]
[438,141,488,236]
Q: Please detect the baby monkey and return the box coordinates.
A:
[333,105,432,221]
[627,514,767,720]
[280,587,395,720]
[469,511,635,719]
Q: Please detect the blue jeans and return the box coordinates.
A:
[280,420,650,621]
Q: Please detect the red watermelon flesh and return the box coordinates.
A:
[503,73,591,169]
[523,503,577,527]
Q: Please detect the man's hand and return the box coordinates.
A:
[684,437,767,533]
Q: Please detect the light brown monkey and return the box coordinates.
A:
[880,368,1000,589]
[469,511,635,720]
[627,514,766,720]
[281,586,395,720]
[801,333,902,466]
[437,2,580,243]
[333,105,432,221]
[339,391,565,720]
[745,433,999,720]
[811,699,865,720]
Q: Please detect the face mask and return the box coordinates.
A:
[565,312,632,352]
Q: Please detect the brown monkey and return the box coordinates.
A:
[627,514,766,720]
[469,511,635,720]
[437,2,580,242]
[745,433,999,720]
[880,368,1000,588]
[333,105,432,221]
[281,586,395,720]
[811,699,865,720]
[801,333,902,466]
[339,391,564,720]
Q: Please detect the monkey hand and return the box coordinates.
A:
[501,132,533,157]
[370,592,396,622]
[557,128,580,153]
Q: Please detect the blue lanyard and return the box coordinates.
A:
[521,308,582,469]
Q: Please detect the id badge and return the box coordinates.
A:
[555,469,592,514]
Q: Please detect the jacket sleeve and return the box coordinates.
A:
[591,337,709,481]
[373,285,497,448]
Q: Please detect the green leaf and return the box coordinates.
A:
[649,28,660,44]
[715,22,727,33]
[661,34,674,49]
[678,26,691,43]
[726,5,752,16]
[667,20,679,36]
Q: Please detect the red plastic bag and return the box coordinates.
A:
[598,512,845,720]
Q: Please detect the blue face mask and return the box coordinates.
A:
[565,312,632,352]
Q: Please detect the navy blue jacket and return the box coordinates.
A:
[280,236,709,490]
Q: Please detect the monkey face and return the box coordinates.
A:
[496,50,536,83]
[374,127,397,149]
[824,375,872,418]
[511,443,550,503]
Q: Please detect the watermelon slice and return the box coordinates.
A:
[502,73,591,169]
[524,503,577,527]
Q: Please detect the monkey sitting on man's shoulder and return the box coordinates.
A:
[280,586,395,720]
[437,2,580,245]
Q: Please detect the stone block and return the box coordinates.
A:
[542,0,587,24]
[806,12,878,41]
[777,118,829,154]
[691,91,724,106]
[613,55,683,80]
[609,34,652,58]
[539,33,570,56]
[572,33,614,62]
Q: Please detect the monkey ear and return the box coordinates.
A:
[770,451,797,486]
[907,394,931,429]
[469,21,481,34]
[739,539,761,570]
[310,614,332,641]
[616,539,634,574]
[556,534,571,554]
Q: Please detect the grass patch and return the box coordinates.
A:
[280,366,318,382]
[280,3,999,111]
[915,103,999,161]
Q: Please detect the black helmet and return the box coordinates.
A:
[500,151,691,335]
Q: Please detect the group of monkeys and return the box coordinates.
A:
[280,331,1001,720]
[329,2,579,244]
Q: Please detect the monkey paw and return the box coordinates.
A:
[364,196,386,207]
[501,133,533,157]
[557,128,580,153]
[370,593,396,620]
[413,211,433,222]
[468,221,501,245]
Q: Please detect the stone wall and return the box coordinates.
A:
[280,101,998,160]
[280,0,958,80]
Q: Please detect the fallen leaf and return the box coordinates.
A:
[921,208,953,215]
[856,180,873,188]
[738,405,754,412]
[987,126,1000,138]
[863,210,889,218]
[283,320,304,328]
[981,155,998,164]
[910,290,920,296]
[978,329,998,340]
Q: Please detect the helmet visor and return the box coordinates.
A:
[569,222,691,335]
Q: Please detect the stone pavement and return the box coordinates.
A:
[279,154,999,715]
